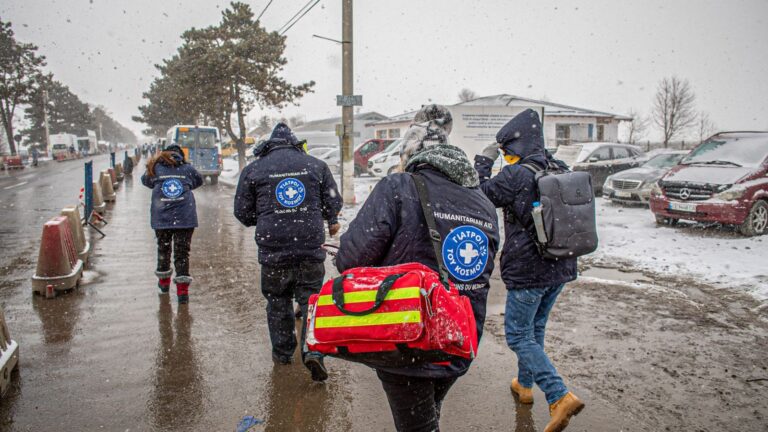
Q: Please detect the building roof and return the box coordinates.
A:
[365,110,419,127]
[456,94,632,121]
[293,111,388,132]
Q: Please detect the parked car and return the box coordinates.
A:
[554,142,645,195]
[310,147,340,174]
[603,150,688,205]
[650,131,768,236]
[367,139,403,177]
[354,139,392,176]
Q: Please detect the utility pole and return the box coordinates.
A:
[42,89,51,154]
[98,123,103,141]
[341,0,354,205]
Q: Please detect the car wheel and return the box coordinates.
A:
[387,165,398,176]
[354,166,361,177]
[209,175,218,185]
[739,200,768,236]
[655,215,679,226]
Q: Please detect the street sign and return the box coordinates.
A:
[336,95,362,106]
[335,124,361,137]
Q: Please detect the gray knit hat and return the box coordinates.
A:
[400,104,453,165]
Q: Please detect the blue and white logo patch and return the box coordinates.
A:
[161,178,183,199]
[442,225,489,282]
[275,178,306,208]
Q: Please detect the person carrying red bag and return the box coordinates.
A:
[335,105,500,432]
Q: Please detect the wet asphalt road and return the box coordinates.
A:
[0,158,643,431]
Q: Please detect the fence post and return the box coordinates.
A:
[110,152,115,168]
[84,161,93,224]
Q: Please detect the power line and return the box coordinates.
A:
[280,0,320,35]
[256,0,274,22]
[277,0,314,33]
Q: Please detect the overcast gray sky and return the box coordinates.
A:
[2,0,767,140]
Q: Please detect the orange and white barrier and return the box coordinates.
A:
[61,206,91,266]
[31,216,84,297]
[0,308,19,396]
[99,171,116,202]
[92,181,106,213]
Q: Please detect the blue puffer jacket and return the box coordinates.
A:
[474,109,577,289]
[141,155,204,230]
[233,132,342,266]
[336,166,500,379]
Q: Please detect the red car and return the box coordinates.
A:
[354,139,392,176]
[650,131,768,236]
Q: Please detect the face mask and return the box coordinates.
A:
[504,154,521,165]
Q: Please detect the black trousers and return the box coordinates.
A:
[155,228,194,277]
[376,369,459,432]
[260,261,325,361]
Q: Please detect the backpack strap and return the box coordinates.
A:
[411,173,451,288]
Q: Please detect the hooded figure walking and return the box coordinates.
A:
[474,109,583,432]
[335,105,500,432]
[141,144,204,304]
[234,123,342,382]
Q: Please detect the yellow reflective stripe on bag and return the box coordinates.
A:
[316,286,421,307]
[315,310,422,329]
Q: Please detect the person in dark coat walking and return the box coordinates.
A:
[234,123,342,382]
[474,109,584,432]
[336,105,500,432]
[141,144,204,304]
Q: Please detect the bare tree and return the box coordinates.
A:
[626,108,649,144]
[457,88,477,103]
[696,111,717,143]
[652,76,697,147]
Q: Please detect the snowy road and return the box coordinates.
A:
[0,163,765,430]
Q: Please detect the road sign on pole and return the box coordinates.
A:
[336,95,362,106]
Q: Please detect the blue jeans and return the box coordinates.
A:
[505,284,568,405]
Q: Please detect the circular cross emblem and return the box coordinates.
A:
[442,225,490,282]
[276,178,306,208]
[679,188,691,200]
[161,178,184,199]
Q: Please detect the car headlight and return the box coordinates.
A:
[713,185,746,201]
[602,178,613,191]
[650,182,662,197]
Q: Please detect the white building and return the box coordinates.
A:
[368,94,631,148]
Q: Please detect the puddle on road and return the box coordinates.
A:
[581,266,653,284]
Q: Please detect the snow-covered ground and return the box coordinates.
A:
[220,160,768,301]
[592,198,767,300]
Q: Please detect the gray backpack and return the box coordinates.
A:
[513,162,598,260]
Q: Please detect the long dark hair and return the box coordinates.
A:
[146,151,180,177]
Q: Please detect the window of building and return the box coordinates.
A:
[555,124,571,145]
[388,129,400,139]
[376,130,387,139]
[597,124,605,141]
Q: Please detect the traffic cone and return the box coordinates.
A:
[100,171,116,202]
[31,216,84,296]
[61,206,91,265]
[92,181,106,214]
[107,168,119,190]
[115,163,125,182]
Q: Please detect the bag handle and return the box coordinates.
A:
[411,174,451,288]
[331,273,404,316]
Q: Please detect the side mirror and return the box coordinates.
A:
[588,157,599,163]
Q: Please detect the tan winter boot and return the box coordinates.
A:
[510,378,534,404]
[544,392,585,432]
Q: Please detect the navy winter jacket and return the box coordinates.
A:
[233,139,342,266]
[475,109,577,290]
[336,167,500,379]
[141,156,204,230]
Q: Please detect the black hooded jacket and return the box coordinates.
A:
[474,109,577,289]
[234,124,342,265]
